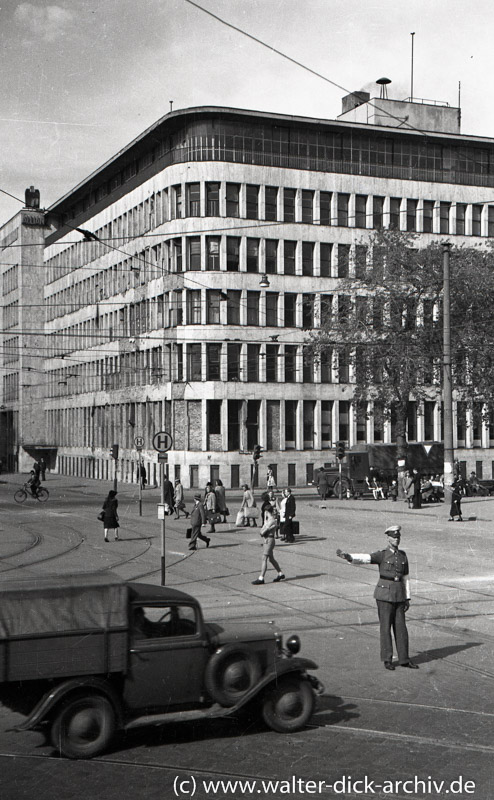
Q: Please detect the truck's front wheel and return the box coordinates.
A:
[51,694,116,759]
[261,676,314,733]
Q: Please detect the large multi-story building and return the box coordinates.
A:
[3,85,494,486]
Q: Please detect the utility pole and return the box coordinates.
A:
[442,242,454,489]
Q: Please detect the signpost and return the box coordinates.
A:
[134,436,144,516]
[153,430,173,585]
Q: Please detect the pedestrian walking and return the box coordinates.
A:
[174,478,189,519]
[266,467,276,489]
[204,483,218,533]
[214,479,228,523]
[448,479,463,522]
[101,489,119,542]
[137,463,147,489]
[39,457,47,481]
[240,484,258,527]
[252,502,285,585]
[280,488,296,542]
[188,493,210,551]
[315,467,329,500]
[162,473,174,515]
[337,524,418,670]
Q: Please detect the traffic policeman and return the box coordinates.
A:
[337,524,419,671]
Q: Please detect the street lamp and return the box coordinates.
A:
[259,274,270,288]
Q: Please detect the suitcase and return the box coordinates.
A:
[292,520,300,536]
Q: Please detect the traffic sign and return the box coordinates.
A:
[157,453,168,463]
[134,436,144,448]
[153,430,173,453]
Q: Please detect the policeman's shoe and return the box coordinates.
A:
[400,661,419,669]
[384,661,395,671]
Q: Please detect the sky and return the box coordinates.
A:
[0,0,493,223]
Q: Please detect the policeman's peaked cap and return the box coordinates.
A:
[385,524,401,535]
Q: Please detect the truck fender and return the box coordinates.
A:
[12,677,124,732]
[222,656,321,712]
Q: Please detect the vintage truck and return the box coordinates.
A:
[0,573,323,759]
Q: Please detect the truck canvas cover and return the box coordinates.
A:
[0,573,129,681]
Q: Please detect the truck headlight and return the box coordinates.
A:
[286,634,300,655]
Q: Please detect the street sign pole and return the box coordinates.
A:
[113,459,118,492]
[138,454,143,517]
[152,431,172,587]
[134,436,145,517]
[160,460,166,586]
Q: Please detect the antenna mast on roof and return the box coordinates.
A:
[410,32,415,101]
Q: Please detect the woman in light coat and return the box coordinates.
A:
[240,484,257,527]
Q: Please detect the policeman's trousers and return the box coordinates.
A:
[376,600,409,664]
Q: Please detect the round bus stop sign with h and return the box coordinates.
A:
[153,431,173,453]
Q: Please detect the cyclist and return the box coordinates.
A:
[26,470,41,498]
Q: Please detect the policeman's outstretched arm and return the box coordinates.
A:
[336,549,372,565]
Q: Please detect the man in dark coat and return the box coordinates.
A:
[337,524,419,671]
[188,493,210,551]
[281,488,296,543]
[315,467,329,500]
[162,474,174,515]
[412,469,422,509]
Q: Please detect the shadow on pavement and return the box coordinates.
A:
[414,641,482,665]
[278,536,326,544]
[310,693,360,727]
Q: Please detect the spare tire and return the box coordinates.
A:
[205,645,262,707]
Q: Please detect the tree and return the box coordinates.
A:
[308,229,494,491]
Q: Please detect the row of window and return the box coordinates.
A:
[44,395,494,454]
[45,287,353,356]
[45,283,440,358]
[46,179,494,285]
[164,182,494,237]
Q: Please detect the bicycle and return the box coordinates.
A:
[14,483,49,504]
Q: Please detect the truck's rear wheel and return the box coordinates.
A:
[333,479,352,499]
[261,676,314,733]
[51,694,115,759]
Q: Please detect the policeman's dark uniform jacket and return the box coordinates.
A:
[337,525,418,671]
